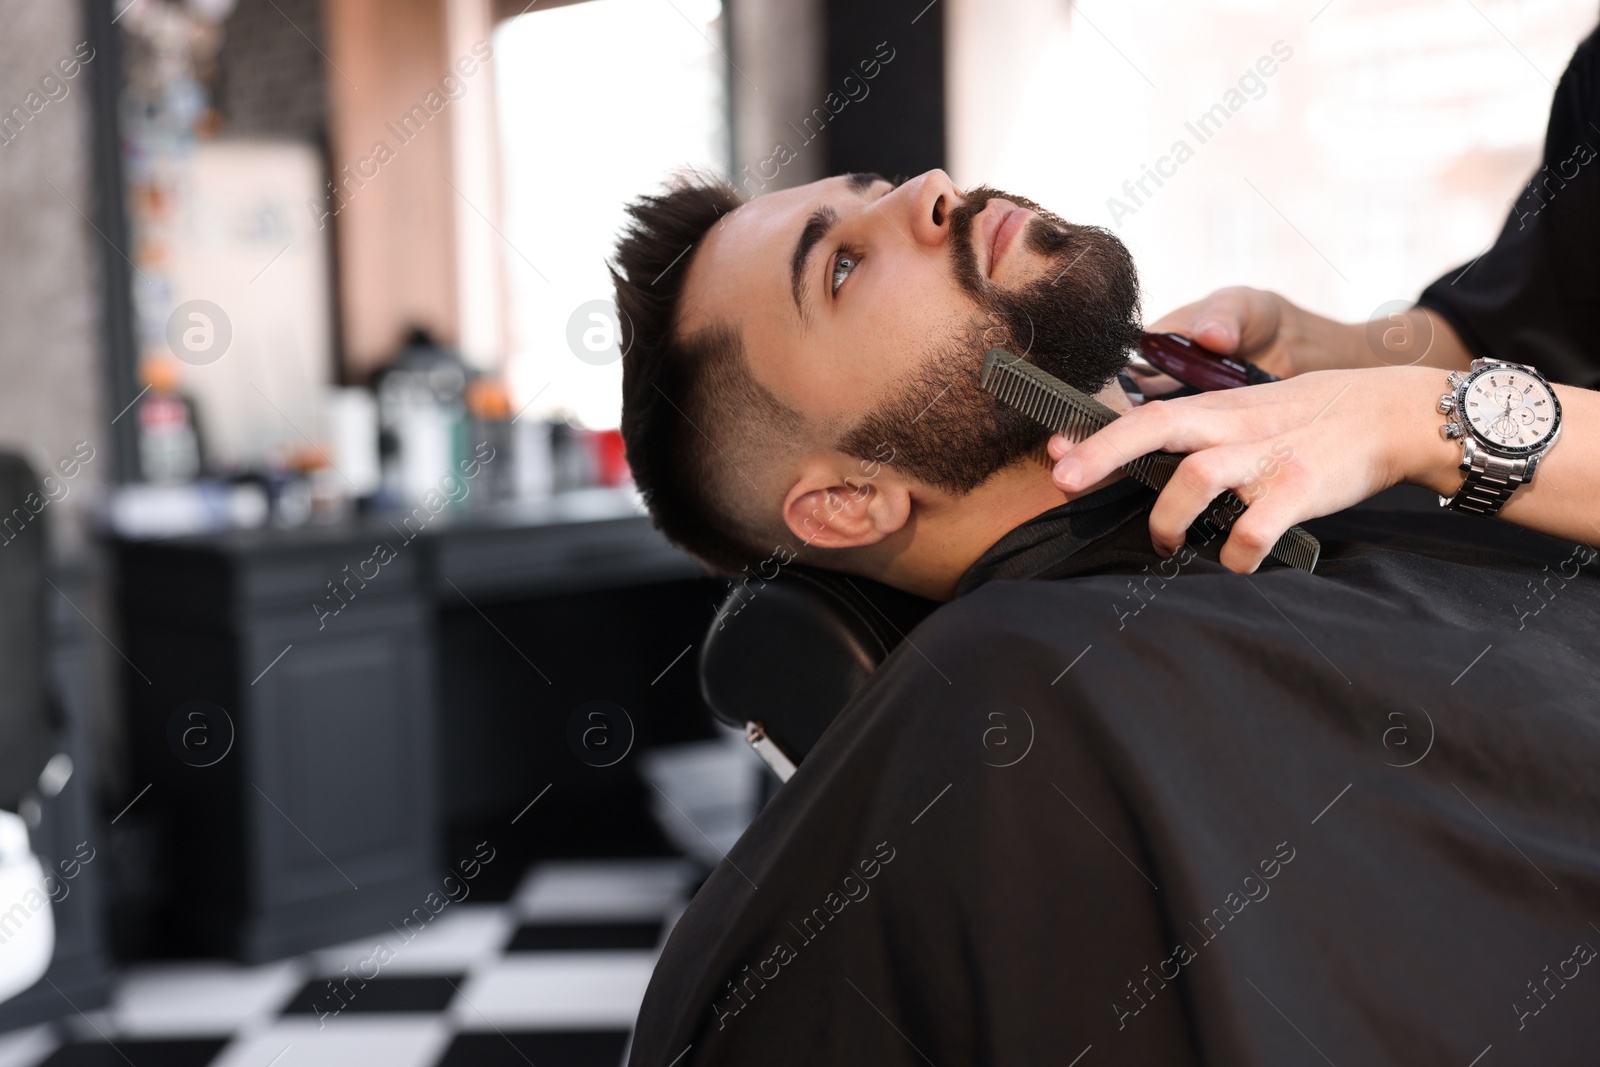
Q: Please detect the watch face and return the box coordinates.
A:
[1459,365,1561,455]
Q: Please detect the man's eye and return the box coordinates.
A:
[830,250,860,296]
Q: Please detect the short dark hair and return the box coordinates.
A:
[611,173,803,576]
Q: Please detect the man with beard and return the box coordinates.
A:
[611,169,1600,1065]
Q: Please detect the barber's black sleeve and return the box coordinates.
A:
[1415,26,1600,387]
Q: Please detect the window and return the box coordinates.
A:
[948,0,1596,326]
[494,0,730,430]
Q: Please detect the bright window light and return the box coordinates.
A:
[949,0,1596,328]
[495,0,729,430]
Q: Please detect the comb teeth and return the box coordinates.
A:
[979,347,1321,574]
[981,349,1105,443]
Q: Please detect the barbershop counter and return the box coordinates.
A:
[112,487,713,962]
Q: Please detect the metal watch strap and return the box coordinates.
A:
[1445,445,1528,516]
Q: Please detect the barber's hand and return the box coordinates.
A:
[1150,286,1471,377]
[1048,366,1454,574]
[1149,286,1350,378]
[1148,286,1292,374]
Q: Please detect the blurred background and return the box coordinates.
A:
[0,0,1594,1064]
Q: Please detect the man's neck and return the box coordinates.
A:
[860,378,1135,602]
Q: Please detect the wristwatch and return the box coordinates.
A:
[1437,358,1562,515]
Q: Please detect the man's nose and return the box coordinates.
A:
[898,169,961,250]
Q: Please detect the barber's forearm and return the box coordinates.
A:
[1410,308,1474,371]
[1149,287,1473,378]
[1291,303,1473,373]
[1393,368,1600,548]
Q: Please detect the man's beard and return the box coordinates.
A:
[837,185,1142,495]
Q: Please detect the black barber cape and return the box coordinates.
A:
[628,484,1600,1065]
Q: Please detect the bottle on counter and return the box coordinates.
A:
[326,386,382,501]
[511,415,554,503]
[465,376,515,506]
[548,419,591,492]
[372,328,469,507]
[587,428,631,488]
[135,354,204,484]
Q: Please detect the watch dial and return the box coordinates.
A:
[1463,368,1557,450]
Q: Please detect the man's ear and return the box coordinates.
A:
[781,451,911,549]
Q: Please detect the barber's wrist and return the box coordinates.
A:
[1387,365,1464,496]
[1349,305,1472,373]
[1324,313,1377,371]
[1276,299,1371,374]
[1411,306,1474,371]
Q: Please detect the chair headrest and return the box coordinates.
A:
[697,566,938,770]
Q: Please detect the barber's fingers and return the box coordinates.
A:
[1050,371,1357,473]
[1143,444,1284,557]
[1215,488,1311,574]
[1145,299,1208,339]
[1146,288,1248,354]
[1148,287,1284,360]
[1144,444,1312,573]
[1052,399,1226,492]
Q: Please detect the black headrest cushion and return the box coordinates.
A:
[697,566,938,765]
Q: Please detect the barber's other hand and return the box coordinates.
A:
[1149,286,1287,373]
[1048,366,1456,574]
[1149,286,1472,377]
[1148,286,1346,378]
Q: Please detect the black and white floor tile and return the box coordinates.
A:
[0,858,696,1067]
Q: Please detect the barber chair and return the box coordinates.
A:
[697,567,938,782]
[0,453,67,1004]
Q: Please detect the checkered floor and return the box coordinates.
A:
[0,858,697,1067]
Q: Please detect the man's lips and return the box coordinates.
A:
[981,200,1030,278]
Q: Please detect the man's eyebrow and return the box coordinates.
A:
[790,206,838,320]
[789,175,887,322]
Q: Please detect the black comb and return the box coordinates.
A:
[981,348,1320,573]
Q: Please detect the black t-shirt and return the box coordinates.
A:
[1417,26,1600,387]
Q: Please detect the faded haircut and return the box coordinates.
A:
[610,172,805,577]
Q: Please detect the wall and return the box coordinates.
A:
[322,0,462,379]
[729,0,827,190]
[822,0,945,178]
[216,0,329,141]
[0,0,108,558]
[0,0,126,889]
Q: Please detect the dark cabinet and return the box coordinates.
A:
[119,526,443,962]
[115,492,705,962]
[241,598,439,958]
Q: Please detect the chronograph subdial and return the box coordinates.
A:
[1462,369,1558,451]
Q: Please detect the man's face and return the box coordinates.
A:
[677,169,1141,495]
